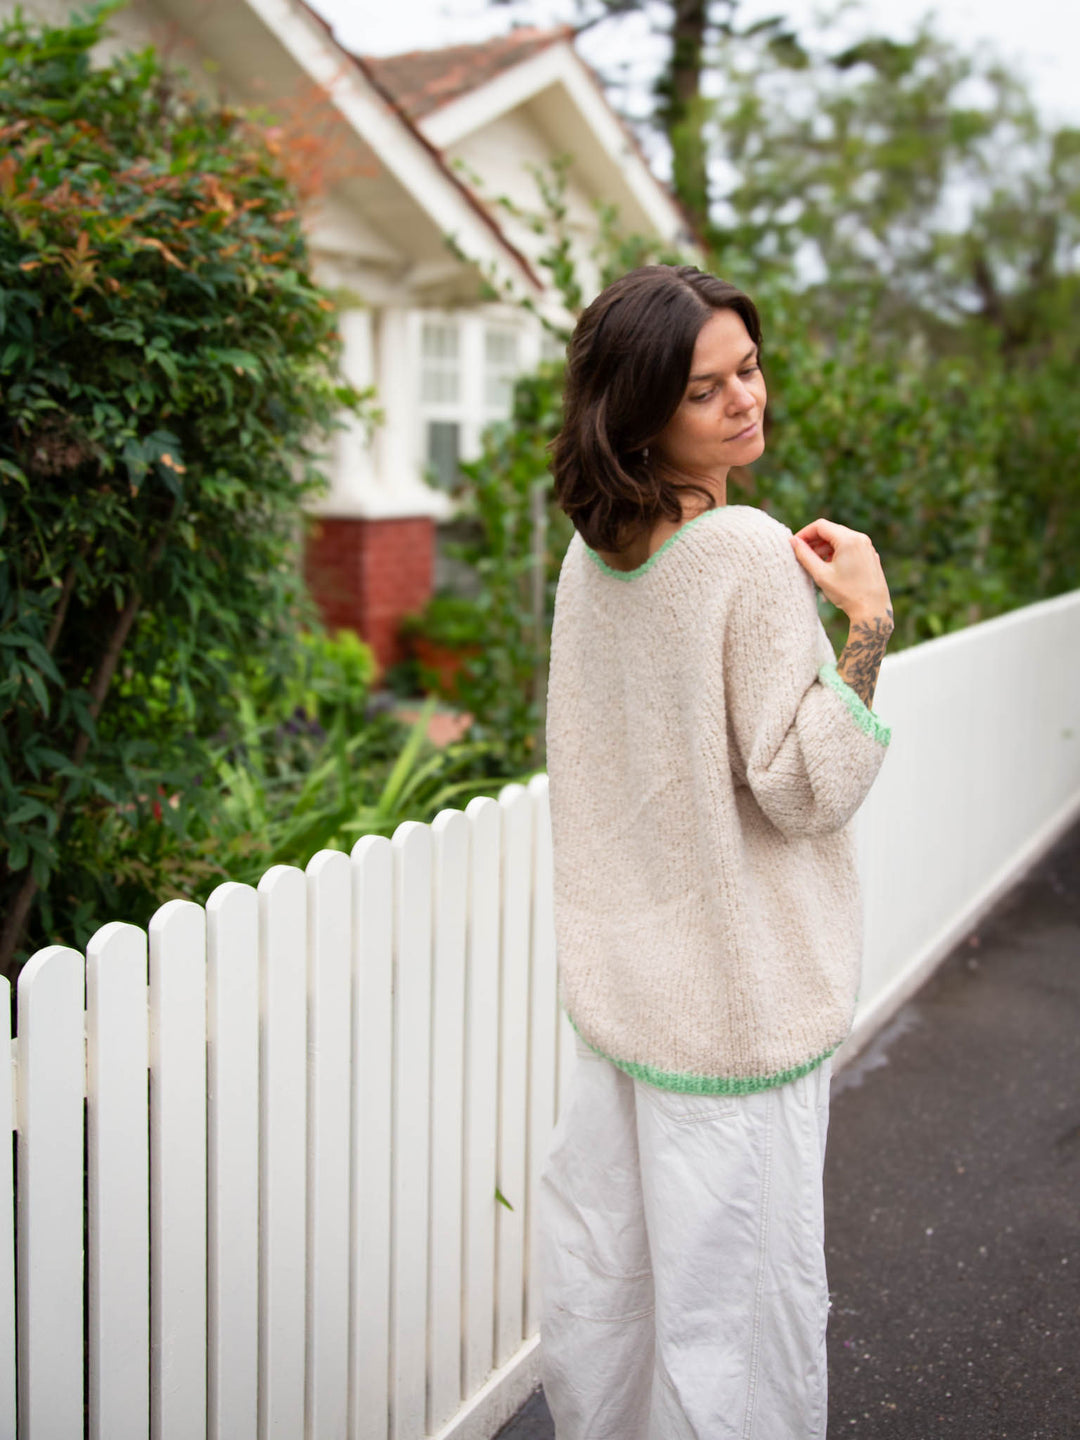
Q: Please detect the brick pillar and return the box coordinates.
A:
[304,515,434,676]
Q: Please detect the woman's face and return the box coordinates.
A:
[653,307,767,482]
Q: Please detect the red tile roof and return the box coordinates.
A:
[295,0,544,288]
[359,26,573,121]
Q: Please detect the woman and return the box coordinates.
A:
[539,264,894,1439]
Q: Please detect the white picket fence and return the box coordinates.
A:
[0,774,571,1440]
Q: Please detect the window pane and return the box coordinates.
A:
[421,368,459,404]
[421,319,461,404]
[484,328,517,367]
[426,420,460,490]
[541,329,566,363]
[484,326,519,411]
[485,373,516,410]
[422,321,459,360]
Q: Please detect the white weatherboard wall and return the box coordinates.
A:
[2,591,1079,1438]
[842,587,1080,1059]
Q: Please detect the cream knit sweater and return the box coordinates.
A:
[545,502,892,1094]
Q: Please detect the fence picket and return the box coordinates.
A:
[390,821,434,1440]
[305,850,352,1439]
[206,882,260,1440]
[462,797,501,1396]
[149,899,207,1440]
[16,946,85,1439]
[428,810,469,1431]
[257,865,308,1440]
[0,977,12,1438]
[87,921,150,1440]
[349,836,394,1440]
[525,776,558,1337]
[495,785,532,1367]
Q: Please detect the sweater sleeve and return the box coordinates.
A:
[723,519,892,840]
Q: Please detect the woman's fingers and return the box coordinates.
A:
[789,533,826,576]
[789,516,892,622]
[792,516,849,547]
[789,525,833,561]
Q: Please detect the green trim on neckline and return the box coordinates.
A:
[569,1015,836,1094]
[817,661,892,746]
[584,505,726,581]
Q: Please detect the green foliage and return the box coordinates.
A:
[444,362,573,773]
[188,685,518,885]
[59,680,522,935]
[706,15,1060,320]
[0,3,375,970]
[745,294,1010,649]
[990,350,1080,603]
[398,593,487,649]
[699,10,1080,606]
[434,159,690,771]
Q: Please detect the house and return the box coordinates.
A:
[8,0,695,673]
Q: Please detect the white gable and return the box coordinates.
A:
[446,106,605,302]
[419,40,694,253]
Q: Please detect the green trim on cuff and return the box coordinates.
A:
[568,1014,836,1095]
[818,661,892,746]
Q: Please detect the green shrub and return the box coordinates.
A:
[398,593,487,649]
[0,3,374,970]
[745,293,1010,651]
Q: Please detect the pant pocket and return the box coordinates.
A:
[636,1080,740,1126]
[550,1254,654,1323]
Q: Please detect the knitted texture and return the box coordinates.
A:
[545,503,892,1093]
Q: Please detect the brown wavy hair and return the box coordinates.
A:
[549,264,762,554]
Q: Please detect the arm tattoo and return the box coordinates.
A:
[836,608,894,712]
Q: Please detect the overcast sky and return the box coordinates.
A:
[312,0,1080,130]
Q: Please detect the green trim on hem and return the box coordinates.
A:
[568,1015,837,1095]
[818,661,892,746]
[584,505,721,581]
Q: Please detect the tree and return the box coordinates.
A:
[0,3,370,972]
[491,0,770,233]
[707,20,1078,324]
[498,3,1079,604]
[702,16,1080,600]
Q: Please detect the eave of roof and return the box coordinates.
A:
[294,0,543,291]
[360,24,703,252]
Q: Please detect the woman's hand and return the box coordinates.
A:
[789,517,894,711]
[788,517,893,628]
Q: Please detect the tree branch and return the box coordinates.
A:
[0,506,177,978]
[44,537,91,655]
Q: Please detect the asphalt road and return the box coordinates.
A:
[497,817,1080,1439]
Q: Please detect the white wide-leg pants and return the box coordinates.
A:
[538,1037,832,1440]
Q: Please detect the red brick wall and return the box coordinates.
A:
[304,516,434,676]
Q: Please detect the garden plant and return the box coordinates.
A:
[0,4,518,973]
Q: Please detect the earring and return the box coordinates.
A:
[642,446,650,462]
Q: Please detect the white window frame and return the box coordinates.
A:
[410,306,542,491]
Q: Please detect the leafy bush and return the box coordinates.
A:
[435,160,687,771]
[0,4,374,971]
[443,363,571,772]
[745,294,1010,650]
[398,593,487,649]
[61,688,525,933]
